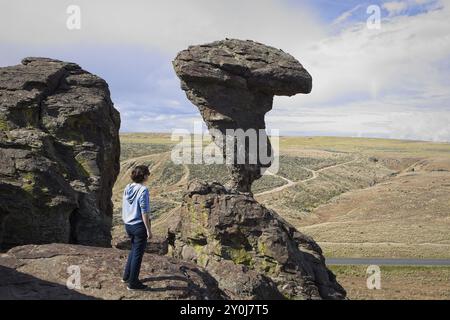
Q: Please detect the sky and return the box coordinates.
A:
[1,0,449,142]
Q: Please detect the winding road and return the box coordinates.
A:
[256,157,358,197]
[139,153,449,268]
[152,163,189,229]
[152,156,358,228]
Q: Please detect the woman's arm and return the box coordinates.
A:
[139,188,152,239]
[142,213,152,239]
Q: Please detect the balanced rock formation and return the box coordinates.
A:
[173,39,312,193]
[0,244,225,299]
[0,58,120,248]
[171,40,346,299]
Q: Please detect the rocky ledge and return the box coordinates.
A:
[0,243,225,300]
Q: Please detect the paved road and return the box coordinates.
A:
[326,258,450,266]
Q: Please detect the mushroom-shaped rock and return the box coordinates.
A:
[173,39,312,193]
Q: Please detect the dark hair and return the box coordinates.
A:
[131,165,150,183]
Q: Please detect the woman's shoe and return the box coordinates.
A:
[127,282,148,291]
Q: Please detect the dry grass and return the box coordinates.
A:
[113,133,450,299]
[119,132,174,144]
[297,158,450,259]
[330,265,450,300]
[114,133,450,260]
[279,136,450,158]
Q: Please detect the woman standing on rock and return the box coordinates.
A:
[121,165,152,291]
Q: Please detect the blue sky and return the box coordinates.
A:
[301,0,440,22]
[1,0,449,141]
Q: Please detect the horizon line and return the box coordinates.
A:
[119,131,450,144]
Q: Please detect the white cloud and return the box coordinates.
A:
[382,0,441,16]
[268,1,450,141]
[0,0,324,54]
[1,0,449,141]
[285,2,450,105]
[267,100,450,142]
[332,4,362,25]
[383,1,409,16]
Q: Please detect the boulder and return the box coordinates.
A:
[0,243,226,300]
[169,181,346,300]
[173,39,312,193]
[0,57,120,248]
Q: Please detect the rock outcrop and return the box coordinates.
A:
[173,39,312,193]
[0,244,225,299]
[171,39,346,299]
[0,58,120,248]
[169,181,346,299]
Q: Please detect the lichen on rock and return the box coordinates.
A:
[169,181,346,299]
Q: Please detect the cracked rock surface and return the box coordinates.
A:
[0,243,226,299]
[0,58,120,248]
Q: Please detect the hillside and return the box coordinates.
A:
[112,133,450,299]
[114,133,450,257]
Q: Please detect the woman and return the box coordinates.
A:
[121,165,152,291]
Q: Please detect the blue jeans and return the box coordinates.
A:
[123,222,147,286]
